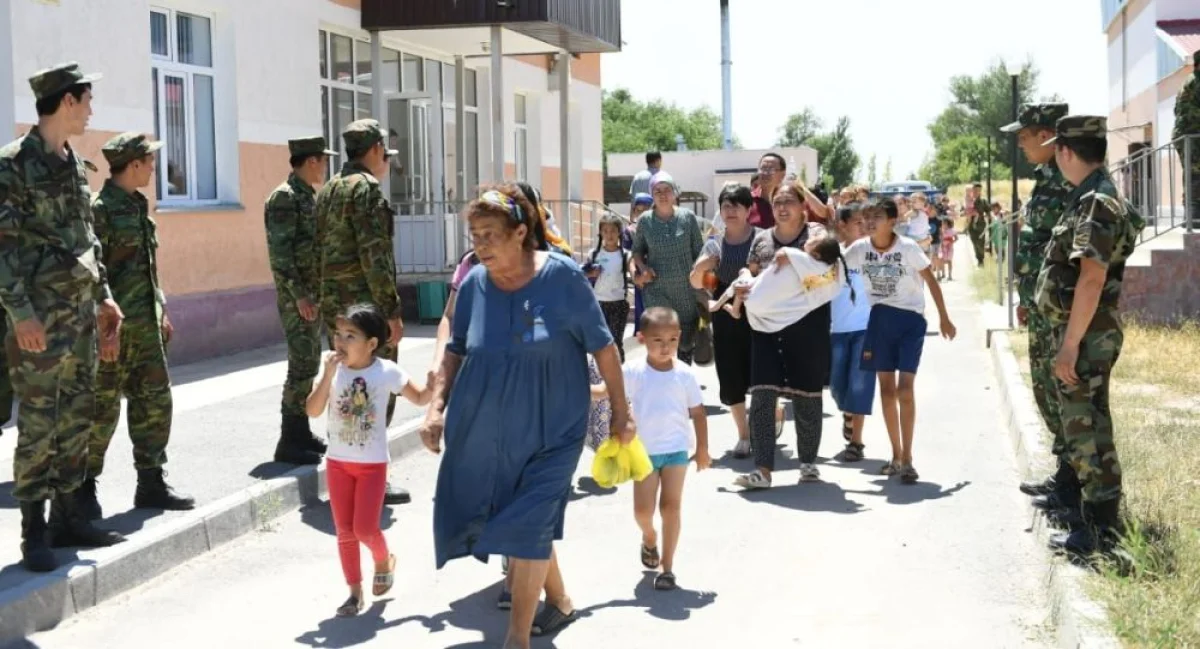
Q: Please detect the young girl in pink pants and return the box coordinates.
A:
[307,304,434,617]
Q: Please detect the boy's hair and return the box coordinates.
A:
[35,83,91,117]
[718,182,754,209]
[1055,138,1106,165]
[290,153,320,169]
[646,151,662,166]
[340,303,389,348]
[869,198,899,220]
[639,306,680,334]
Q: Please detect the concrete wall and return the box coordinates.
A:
[1122,234,1200,324]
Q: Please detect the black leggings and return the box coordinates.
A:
[599,299,630,362]
[750,390,823,470]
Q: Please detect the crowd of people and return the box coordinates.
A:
[0,58,1156,649]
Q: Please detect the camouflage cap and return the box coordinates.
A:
[342,119,399,157]
[1042,115,1108,146]
[101,132,164,168]
[1000,103,1069,133]
[28,61,101,100]
[288,136,338,158]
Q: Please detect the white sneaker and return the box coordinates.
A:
[732,439,751,458]
[734,470,771,490]
[799,463,821,482]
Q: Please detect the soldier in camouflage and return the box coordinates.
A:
[1036,116,1145,557]
[84,132,195,521]
[0,62,127,572]
[315,118,409,505]
[265,136,338,466]
[965,182,990,266]
[999,104,1077,516]
[1172,50,1200,226]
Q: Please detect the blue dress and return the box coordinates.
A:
[435,253,614,567]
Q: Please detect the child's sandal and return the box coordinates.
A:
[336,595,363,617]
[640,544,660,569]
[842,414,854,442]
[372,554,396,596]
[842,442,865,462]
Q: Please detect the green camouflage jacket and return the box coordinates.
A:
[92,180,164,326]
[1035,168,1145,329]
[1173,73,1200,157]
[1015,161,1071,308]
[967,197,990,234]
[0,126,112,323]
[314,160,399,319]
[264,173,319,303]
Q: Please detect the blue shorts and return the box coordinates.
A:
[649,451,690,472]
[861,305,927,374]
[830,330,876,415]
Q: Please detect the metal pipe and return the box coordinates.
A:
[720,0,733,151]
[1007,74,1018,329]
[558,51,572,243]
[490,25,505,182]
[455,55,467,252]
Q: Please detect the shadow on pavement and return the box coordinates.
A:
[844,479,972,505]
[100,507,166,537]
[569,476,617,502]
[579,570,717,623]
[719,481,867,514]
[298,500,397,537]
[294,598,410,649]
[248,462,298,481]
[702,405,727,417]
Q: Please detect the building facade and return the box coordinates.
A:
[1,0,616,364]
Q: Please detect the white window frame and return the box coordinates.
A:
[443,68,481,195]
[151,6,219,205]
[513,93,528,182]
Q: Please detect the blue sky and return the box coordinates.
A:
[601,0,1109,181]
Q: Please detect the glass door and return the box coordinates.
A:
[386,96,433,215]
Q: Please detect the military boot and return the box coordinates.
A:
[48,490,125,548]
[1048,498,1123,557]
[1032,463,1081,513]
[295,414,327,456]
[134,468,196,511]
[1045,504,1085,531]
[19,501,57,573]
[274,417,321,465]
[1020,456,1072,497]
[77,477,102,521]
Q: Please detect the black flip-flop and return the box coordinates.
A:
[640,544,659,569]
[842,414,853,442]
[654,571,677,590]
[531,605,579,636]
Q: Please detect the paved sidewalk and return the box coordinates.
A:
[0,326,440,597]
[20,276,1055,649]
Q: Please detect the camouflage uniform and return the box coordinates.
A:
[967,195,990,265]
[1036,117,1144,517]
[1172,51,1200,225]
[0,317,11,426]
[315,120,409,504]
[1000,104,1071,468]
[265,137,337,463]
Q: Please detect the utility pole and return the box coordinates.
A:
[1007,74,1018,329]
[720,0,733,150]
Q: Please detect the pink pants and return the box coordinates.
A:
[327,459,390,585]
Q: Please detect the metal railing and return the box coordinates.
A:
[1108,134,1198,245]
[389,199,623,275]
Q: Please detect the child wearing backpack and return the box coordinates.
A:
[584,214,633,362]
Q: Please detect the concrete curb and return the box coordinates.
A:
[988,330,1121,649]
[0,419,424,646]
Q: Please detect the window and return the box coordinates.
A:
[319,30,387,175]
[151,8,217,202]
[513,94,528,181]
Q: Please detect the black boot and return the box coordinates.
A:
[1045,504,1085,531]
[48,490,125,548]
[19,501,57,573]
[274,417,321,465]
[77,477,102,521]
[1032,463,1081,513]
[296,415,327,455]
[383,482,411,505]
[1020,456,1071,497]
[134,468,196,511]
[1049,498,1123,556]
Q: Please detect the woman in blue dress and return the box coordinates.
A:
[420,186,632,649]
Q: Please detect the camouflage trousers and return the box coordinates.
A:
[0,317,12,426]
[89,320,172,477]
[969,229,986,265]
[323,311,398,426]
[277,294,321,418]
[5,298,98,502]
[1021,280,1064,456]
[1051,324,1124,505]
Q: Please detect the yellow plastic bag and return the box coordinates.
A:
[591,436,654,488]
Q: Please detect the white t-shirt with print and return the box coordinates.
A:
[325,359,410,464]
[623,359,703,456]
[843,235,931,314]
[592,249,627,302]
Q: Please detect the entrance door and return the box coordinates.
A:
[387,96,433,215]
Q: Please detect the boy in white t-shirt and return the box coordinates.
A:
[843,199,957,485]
[623,307,709,592]
[306,304,434,617]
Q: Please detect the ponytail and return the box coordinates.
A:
[836,249,856,304]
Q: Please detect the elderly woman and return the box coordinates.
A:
[733,180,833,489]
[631,172,704,362]
[421,185,632,649]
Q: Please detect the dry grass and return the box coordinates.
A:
[968,250,1009,305]
[947,180,1036,209]
[1008,322,1200,647]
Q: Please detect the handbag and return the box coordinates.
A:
[692,288,715,366]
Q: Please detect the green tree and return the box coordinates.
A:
[867,153,877,189]
[776,108,822,148]
[883,157,893,183]
[810,116,860,190]
[602,88,726,157]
